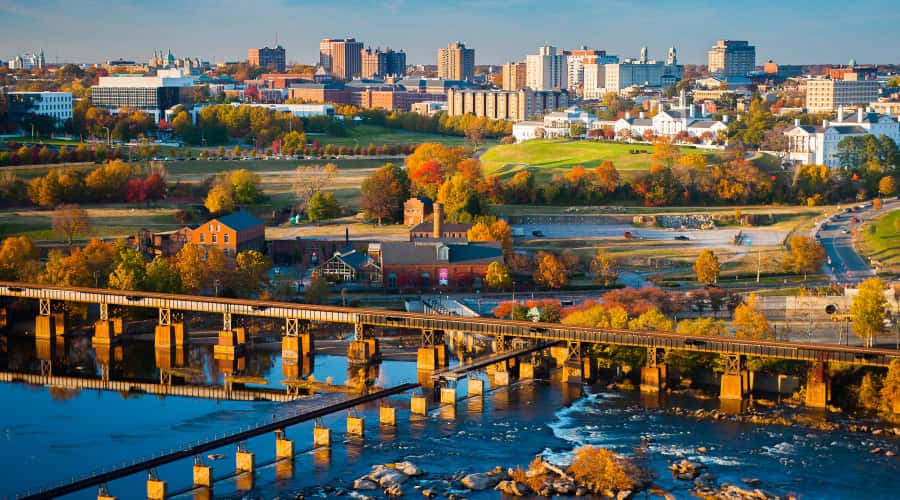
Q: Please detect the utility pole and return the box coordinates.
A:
[756,248,761,283]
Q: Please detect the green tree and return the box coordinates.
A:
[235,250,272,296]
[305,275,329,304]
[483,261,512,290]
[307,191,341,221]
[360,163,408,224]
[851,277,887,348]
[144,256,182,293]
[569,122,587,138]
[107,248,147,291]
[227,169,262,204]
[693,249,719,285]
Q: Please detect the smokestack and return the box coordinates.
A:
[433,202,444,239]
[794,118,801,127]
[345,227,349,247]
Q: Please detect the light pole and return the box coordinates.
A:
[214,279,221,297]
[102,126,111,146]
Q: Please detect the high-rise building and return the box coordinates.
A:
[526,46,567,91]
[603,47,682,93]
[805,76,881,113]
[501,62,527,90]
[361,47,406,78]
[248,45,286,73]
[707,40,755,79]
[582,63,606,100]
[319,38,364,80]
[566,47,607,90]
[437,42,475,81]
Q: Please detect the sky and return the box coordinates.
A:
[1,0,898,66]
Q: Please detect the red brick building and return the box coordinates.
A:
[380,241,502,290]
[189,210,265,257]
[408,202,472,241]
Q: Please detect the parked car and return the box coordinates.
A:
[674,235,690,241]
[532,230,544,237]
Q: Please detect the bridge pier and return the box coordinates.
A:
[468,378,484,396]
[146,470,166,500]
[283,319,313,361]
[348,323,379,365]
[0,306,6,329]
[193,457,213,488]
[805,360,830,409]
[440,386,457,405]
[380,405,397,426]
[720,354,749,401]
[97,484,116,500]
[93,319,116,345]
[215,328,246,359]
[347,414,365,437]
[410,394,428,415]
[417,346,440,371]
[236,445,255,472]
[275,429,294,460]
[640,348,668,393]
[35,299,55,339]
[313,422,331,447]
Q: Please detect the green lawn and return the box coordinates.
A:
[308,125,483,148]
[479,139,721,180]
[859,209,900,274]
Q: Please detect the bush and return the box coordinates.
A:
[567,446,645,493]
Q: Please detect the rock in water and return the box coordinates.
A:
[495,480,531,496]
[353,479,378,491]
[376,470,409,488]
[461,473,499,491]
[385,483,404,497]
[617,489,633,500]
[392,461,425,476]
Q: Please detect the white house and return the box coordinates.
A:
[512,107,596,142]
[785,108,900,167]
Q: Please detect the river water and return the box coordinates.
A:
[0,333,897,499]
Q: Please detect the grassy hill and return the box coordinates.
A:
[479,139,721,180]
[859,208,900,275]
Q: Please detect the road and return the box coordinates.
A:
[513,223,788,246]
[816,199,899,284]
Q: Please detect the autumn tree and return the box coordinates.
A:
[204,180,235,215]
[307,191,341,222]
[235,250,272,296]
[0,235,39,281]
[562,304,629,329]
[226,169,263,204]
[484,261,512,290]
[437,174,478,222]
[467,218,513,256]
[879,176,897,197]
[52,204,91,248]
[464,122,487,152]
[785,235,826,280]
[590,249,618,287]
[567,446,645,494]
[650,137,679,173]
[533,252,567,289]
[175,244,207,293]
[144,256,182,293]
[294,163,338,212]
[693,249,719,285]
[107,247,148,291]
[593,161,620,194]
[627,307,674,331]
[305,275,329,304]
[360,163,409,224]
[732,296,773,340]
[39,249,92,287]
[851,277,887,348]
[879,359,900,415]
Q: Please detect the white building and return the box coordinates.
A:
[512,107,595,142]
[613,91,726,142]
[6,91,73,122]
[526,46,567,91]
[785,108,900,167]
[91,68,195,121]
[233,103,335,118]
[603,47,682,93]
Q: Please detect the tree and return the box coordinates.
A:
[693,249,719,285]
[590,249,618,287]
[569,122,587,138]
[879,359,900,415]
[107,248,147,291]
[307,191,341,221]
[464,122,487,152]
[39,249,93,287]
[467,218,513,256]
[676,317,728,337]
[235,250,272,296]
[879,176,897,197]
[484,261,512,290]
[851,277,887,348]
[52,204,91,248]
[567,446,644,494]
[360,163,408,224]
[733,296,773,340]
[785,235,826,280]
[144,256,182,293]
[305,275,329,304]
[533,252,567,289]
[81,238,116,285]
[175,244,207,293]
[0,235,39,281]
[437,174,478,222]
[204,181,235,215]
[593,161,619,194]
[294,163,338,212]
[227,169,262,204]
[627,307,674,331]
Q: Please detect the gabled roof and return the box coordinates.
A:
[381,241,502,266]
[214,210,263,232]
[410,222,473,234]
[828,125,867,134]
[787,125,824,134]
[687,120,725,129]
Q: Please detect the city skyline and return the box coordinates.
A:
[1,0,899,66]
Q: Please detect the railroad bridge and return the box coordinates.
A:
[2,281,899,409]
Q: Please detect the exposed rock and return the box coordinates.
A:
[870,448,882,454]
[741,478,762,486]
[420,488,437,498]
[696,446,708,454]
[885,450,895,457]
[353,479,378,491]
[575,486,590,496]
[616,489,633,499]
[552,479,576,495]
[384,483,404,497]
[460,473,499,491]
[391,461,425,477]
[669,459,706,480]
[495,480,531,496]
[376,470,409,488]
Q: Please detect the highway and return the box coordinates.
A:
[816,199,899,283]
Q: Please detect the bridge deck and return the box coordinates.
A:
[0,372,300,402]
[2,282,899,367]
[433,341,558,381]
[20,383,419,500]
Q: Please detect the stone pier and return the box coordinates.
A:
[193,462,213,487]
[440,386,456,405]
[236,447,255,472]
[347,415,364,437]
[805,360,830,409]
[640,348,667,393]
[380,406,397,426]
[147,476,166,500]
[417,346,439,371]
[468,378,484,396]
[410,395,427,415]
[720,354,749,401]
[313,426,331,447]
[275,430,294,460]
[35,315,55,340]
[214,328,246,359]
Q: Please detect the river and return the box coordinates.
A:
[0,333,897,499]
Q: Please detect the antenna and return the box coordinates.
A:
[275,32,278,46]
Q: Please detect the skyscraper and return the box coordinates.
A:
[437,42,475,81]
[248,46,286,73]
[525,46,567,91]
[707,40,756,79]
[501,62,527,90]
[361,48,407,78]
[320,38,363,81]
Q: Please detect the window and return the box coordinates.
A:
[199,233,205,243]
[224,234,230,243]
[223,248,230,256]
[208,224,213,232]
[212,234,217,243]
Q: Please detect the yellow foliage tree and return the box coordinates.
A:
[204,181,235,215]
[693,249,719,285]
[483,261,512,290]
[533,252,567,289]
[851,277,886,348]
[732,296,773,340]
[879,359,900,415]
[567,446,642,494]
[627,307,674,331]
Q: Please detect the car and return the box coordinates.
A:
[850,217,860,223]
[531,230,544,237]
[844,208,852,213]
[841,229,850,234]
[674,235,690,241]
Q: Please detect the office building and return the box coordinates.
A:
[501,62,527,91]
[361,47,406,78]
[603,47,682,93]
[526,46,567,90]
[319,38,363,80]
[785,108,900,166]
[248,45,286,73]
[565,47,616,90]
[91,68,194,121]
[805,77,881,113]
[437,42,475,81]
[582,63,606,100]
[446,88,567,122]
[707,40,756,79]
[7,49,45,70]
[6,91,72,123]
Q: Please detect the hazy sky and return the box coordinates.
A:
[2,0,898,66]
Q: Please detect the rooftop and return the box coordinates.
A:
[214,210,263,232]
[381,241,502,266]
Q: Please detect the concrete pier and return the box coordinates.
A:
[147,477,166,500]
[410,395,427,415]
[35,315,55,339]
[440,387,456,405]
[236,448,255,472]
[468,378,484,396]
[493,369,510,386]
[640,366,667,393]
[417,347,439,371]
[805,361,830,409]
[519,360,534,380]
[93,319,116,345]
[193,464,213,487]
[214,328,246,358]
[379,406,397,426]
[720,373,748,400]
[275,434,294,460]
[347,415,364,437]
[348,339,379,364]
[313,426,331,447]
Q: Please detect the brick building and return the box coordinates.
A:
[189,210,265,256]
[408,203,472,241]
[380,241,502,290]
[403,197,433,226]
[248,46,286,73]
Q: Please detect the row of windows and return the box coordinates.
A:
[198,233,230,243]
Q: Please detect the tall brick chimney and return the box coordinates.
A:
[433,202,444,239]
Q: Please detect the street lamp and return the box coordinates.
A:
[102,126,111,146]
[214,279,221,297]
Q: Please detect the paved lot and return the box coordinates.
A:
[514,224,788,246]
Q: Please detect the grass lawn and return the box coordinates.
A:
[479,139,722,180]
[309,124,481,148]
[858,208,900,274]
[0,207,181,241]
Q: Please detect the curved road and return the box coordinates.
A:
[816,199,899,283]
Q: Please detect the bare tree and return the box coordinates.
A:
[52,204,91,248]
[293,163,338,213]
[464,122,487,152]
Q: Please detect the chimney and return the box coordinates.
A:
[794,118,801,127]
[345,227,349,247]
[858,107,864,122]
[433,202,444,239]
